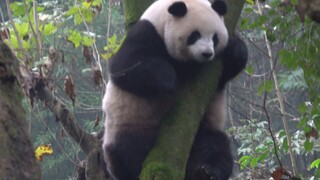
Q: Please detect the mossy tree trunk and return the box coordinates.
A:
[123,0,246,179]
[0,42,41,180]
[0,41,106,180]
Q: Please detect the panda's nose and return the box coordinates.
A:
[202,52,213,58]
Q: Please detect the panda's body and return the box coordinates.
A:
[102,0,248,179]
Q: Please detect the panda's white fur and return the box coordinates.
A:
[102,0,247,179]
[141,0,228,62]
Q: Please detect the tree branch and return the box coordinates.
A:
[33,79,97,155]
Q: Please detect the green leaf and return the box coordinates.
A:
[283,137,289,152]
[239,156,251,170]
[74,14,82,25]
[246,65,254,75]
[83,36,95,46]
[83,9,94,23]
[16,23,29,37]
[22,40,31,50]
[259,152,269,162]
[42,22,58,35]
[10,36,19,49]
[108,34,118,45]
[36,6,45,13]
[239,18,249,30]
[304,139,314,152]
[278,130,286,138]
[92,0,102,6]
[250,157,260,168]
[304,125,312,134]
[67,31,83,48]
[266,29,276,43]
[297,116,308,129]
[257,80,274,96]
[67,7,79,16]
[246,0,254,5]
[310,158,320,169]
[10,2,26,17]
[82,1,92,9]
[312,114,320,130]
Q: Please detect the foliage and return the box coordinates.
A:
[234,0,320,178]
[35,144,54,161]
[2,0,124,179]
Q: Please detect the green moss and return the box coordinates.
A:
[123,0,153,31]
[140,161,180,180]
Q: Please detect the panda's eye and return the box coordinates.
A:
[187,31,201,45]
[213,34,219,47]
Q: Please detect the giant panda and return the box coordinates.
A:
[102,0,248,179]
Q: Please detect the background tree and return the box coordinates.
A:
[0,41,40,180]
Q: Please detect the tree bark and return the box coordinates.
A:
[0,41,40,180]
[33,79,107,180]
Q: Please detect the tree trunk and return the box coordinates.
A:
[0,41,41,180]
[123,0,153,30]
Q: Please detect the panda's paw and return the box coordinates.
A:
[200,164,223,180]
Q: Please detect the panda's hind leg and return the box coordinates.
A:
[185,122,233,180]
[104,128,157,180]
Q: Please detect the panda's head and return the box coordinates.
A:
[141,0,229,62]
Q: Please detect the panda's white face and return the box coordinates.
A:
[141,0,228,62]
[186,30,216,62]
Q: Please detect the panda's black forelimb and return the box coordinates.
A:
[109,56,177,97]
[108,20,177,97]
[185,122,233,180]
[218,36,248,90]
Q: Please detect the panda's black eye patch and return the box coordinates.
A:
[187,31,201,45]
[213,34,219,47]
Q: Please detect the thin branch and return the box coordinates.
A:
[262,91,283,168]
[34,79,97,155]
[256,0,297,175]
[5,0,27,62]
[32,0,42,59]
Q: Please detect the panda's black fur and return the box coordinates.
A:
[102,0,248,179]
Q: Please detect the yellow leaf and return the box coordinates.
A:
[35,144,53,161]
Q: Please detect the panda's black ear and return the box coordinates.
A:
[168,1,187,17]
[212,0,227,16]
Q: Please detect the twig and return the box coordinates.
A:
[5,0,27,62]
[255,0,297,175]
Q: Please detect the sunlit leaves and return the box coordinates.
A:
[66,0,102,25]
[83,36,95,46]
[238,152,269,170]
[310,159,320,169]
[67,31,82,48]
[10,2,27,17]
[102,34,125,59]
[67,30,95,48]
[42,22,58,35]
[15,23,29,37]
[35,144,53,161]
